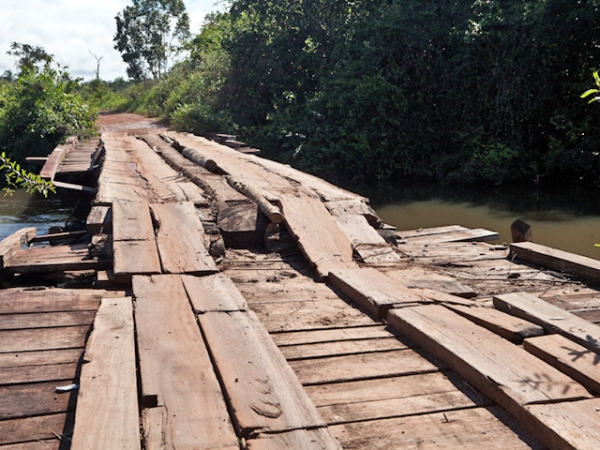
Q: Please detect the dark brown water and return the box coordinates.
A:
[0,189,71,240]
[365,182,600,260]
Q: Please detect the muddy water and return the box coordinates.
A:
[365,182,600,260]
[0,189,71,241]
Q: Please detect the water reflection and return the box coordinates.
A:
[359,181,600,260]
[0,189,71,240]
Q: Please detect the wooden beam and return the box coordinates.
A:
[181,273,247,313]
[509,241,600,284]
[0,228,36,268]
[133,275,238,449]
[386,305,591,421]
[28,230,88,245]
[51,181,97,194]
[86,206,112,234]
[71,297,140,450]
[39,147,66,180]
[524,334,600,395]
[494,292,600,354]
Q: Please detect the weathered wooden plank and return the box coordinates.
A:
[385,266,476,298]
[524,334,600,395]
[402,228,499,244]
[28,230,88,245]
[133,275,238,449]
[0,348,82,368]
[51,181,97,194]
[0,363,78,386]
[86,206,112,234]
[0,326,90,353]
[0,311,96,330]
[112,199,155,241]
[523,398,600,450]
[329,267,425,318]
[309,371,492,424]
[387,305,591,421]
[280,195,357,280]
[280,337,411,361]
[181,273,247,313]
[71,298,140,450]
[40,147,66,180]
[494,292,600,353]
[396,225,469,240]
[0,227,36,268]
[510,241,600,283]
[0,288,104,314]
[150,202,217,274]
[0,413,67,446]
[251,299,377,333]
[246,428,342,450]
[289,349,442,385]
[271,325,395,347]
[113,240,161,279]
[0,440,60,449]
[237,278,339,304]
[0,381,75,420]
[6,245,109,274]
[445,304,544,343]
[199,309,326,434]
[331,406,544,450]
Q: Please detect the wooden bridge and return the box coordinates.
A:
[2,121,600,449]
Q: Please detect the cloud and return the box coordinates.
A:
[0,0,220,81]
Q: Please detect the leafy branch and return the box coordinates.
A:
[0,152,55,197]
[581,71,600,103]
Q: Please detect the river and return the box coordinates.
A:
[365,181,600,260]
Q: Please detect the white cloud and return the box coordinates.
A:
[0,0,221,81]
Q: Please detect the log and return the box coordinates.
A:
[181,146,218,172]
[224,175,284,224]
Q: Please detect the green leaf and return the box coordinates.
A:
[581,89,599,99]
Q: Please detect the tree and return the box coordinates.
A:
[7,42,54,72]
[114,0,190,80]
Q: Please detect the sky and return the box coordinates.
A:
[0,0,224,81]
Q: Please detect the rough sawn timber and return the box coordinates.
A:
[71,297,140,450]
[0,228,36,268]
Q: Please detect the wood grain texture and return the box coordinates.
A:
[0,363,78,386]
[133,275,238,449]
[0,381,75,420]
[71,297,140,450]
[387,305,591,421]
[494,292,600,353]
[523,398,600,450]
[0,288,105,314]
[331,406,544,450]
[113,240,161,278]
[0,311,96,330]
[6,244,109,274]
[524,334,600,394]
[198,309,326,434]
[0,348,82,368]
[181,273,247,313]
[279,195,357,280]
[329,267,424,318]
[385,266,476,298]
[280,337,411,361]
[0,227,36,268]
[271,325,395,347]
[510,241,600,283]
[150,202,217,274]
[246,428,342,450]
[0,326,90,353]
[0,413,67,446]
[112,199,155,241]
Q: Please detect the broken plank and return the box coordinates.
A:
[510,241,600,284]
[0,326,90,353]
[522,398,600,450]
[150,202,217,274]
[133,275,238,450]
[199,309,326,434]
[86,206,112,234]
[0,381,75,420]
[494,292,600,354]
[0,363,78,386]
[289,349,442,385]
[524,333,600,395]
[310,371,491,425]
[181,273,247,313]
[71,298,140,450]
[329,267,425,318]
[280,195,357,280]
[331,406,544,450]
[246,428,342,450]
[113,240,161,280]
[112,199,155,241]
[0,413,67,446]
[6,245,109,274]
[386,305,591,421]
[445,304,544,344]
[0,228,36,269]
[251,299,377,333]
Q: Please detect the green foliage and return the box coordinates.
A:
[581,71,600,103]
[114,0,190,80]
[0,63,98,163]
[0,152,55,197]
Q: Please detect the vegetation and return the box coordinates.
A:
[104,0,600,187]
